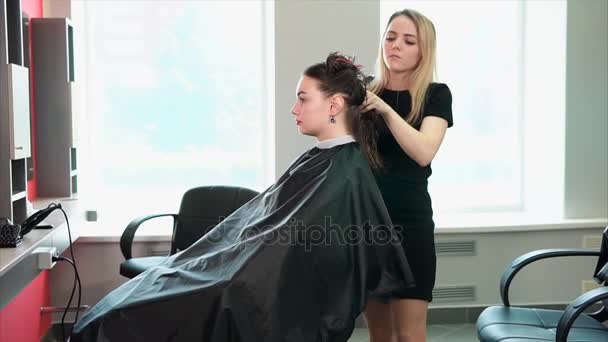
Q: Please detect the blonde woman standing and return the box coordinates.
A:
[361,9,453,342]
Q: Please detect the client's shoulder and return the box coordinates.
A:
[332,143,375,173]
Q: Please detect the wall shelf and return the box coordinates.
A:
[32,17,77,197]
[1,0,31,224]
[11,191,26,202]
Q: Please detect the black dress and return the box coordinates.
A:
[374,83,453,302]
[71,140,415,342]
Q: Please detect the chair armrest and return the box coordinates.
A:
[500,249,600,306]
[556,286,608,342]
[120,214,178,260]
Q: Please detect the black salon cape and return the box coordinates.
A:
[71,142,414,342]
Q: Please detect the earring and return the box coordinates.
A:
[330,116,336,124]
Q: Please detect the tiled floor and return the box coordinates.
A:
[349,324,477,342]
[47,324,478,341]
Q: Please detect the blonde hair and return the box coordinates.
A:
[368,9,437,126]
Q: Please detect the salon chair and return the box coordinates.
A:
[119,185,259,278]
[477,226,608,341]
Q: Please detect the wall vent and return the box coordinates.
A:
[432,285,476,303]
[582,280,602,294]
[436,240,476,257]
[583,235,602,250]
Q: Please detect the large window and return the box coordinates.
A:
[72,1,274,226]
[380,1,566,217]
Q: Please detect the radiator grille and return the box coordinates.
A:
[582,280,602,294]
[433,285,476,303]
[583,235,602,250]
[436,240,476,257]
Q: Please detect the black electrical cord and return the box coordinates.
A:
[36,203,82,342]
[52,256,80,342]
[58,207,82,324]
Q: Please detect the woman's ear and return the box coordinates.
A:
[329,95,346,115]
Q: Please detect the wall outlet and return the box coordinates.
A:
[33,246,58,269]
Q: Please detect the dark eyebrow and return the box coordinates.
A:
[297,91,307,96]
[386,30,417,38]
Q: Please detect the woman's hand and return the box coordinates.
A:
[361,90,393,118]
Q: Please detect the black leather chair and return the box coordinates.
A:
[477,226,608,341]
[119,185,259,278]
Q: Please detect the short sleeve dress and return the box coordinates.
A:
[373,82,453,302]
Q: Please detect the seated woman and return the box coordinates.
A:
[71,53,414,342]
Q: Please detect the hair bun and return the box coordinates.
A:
[303,51,368,107]
[325,52,360,75]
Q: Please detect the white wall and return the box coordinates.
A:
[274,0,380,176]
[564,0,608,219]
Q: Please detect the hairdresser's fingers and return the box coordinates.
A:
[365,90,379,103]
[360,102,375,113]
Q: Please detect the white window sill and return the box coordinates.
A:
[74,215,608,243]
[434,213,607,234]
[76,220,173,243]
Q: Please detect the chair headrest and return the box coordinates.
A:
[179,185,259,218]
